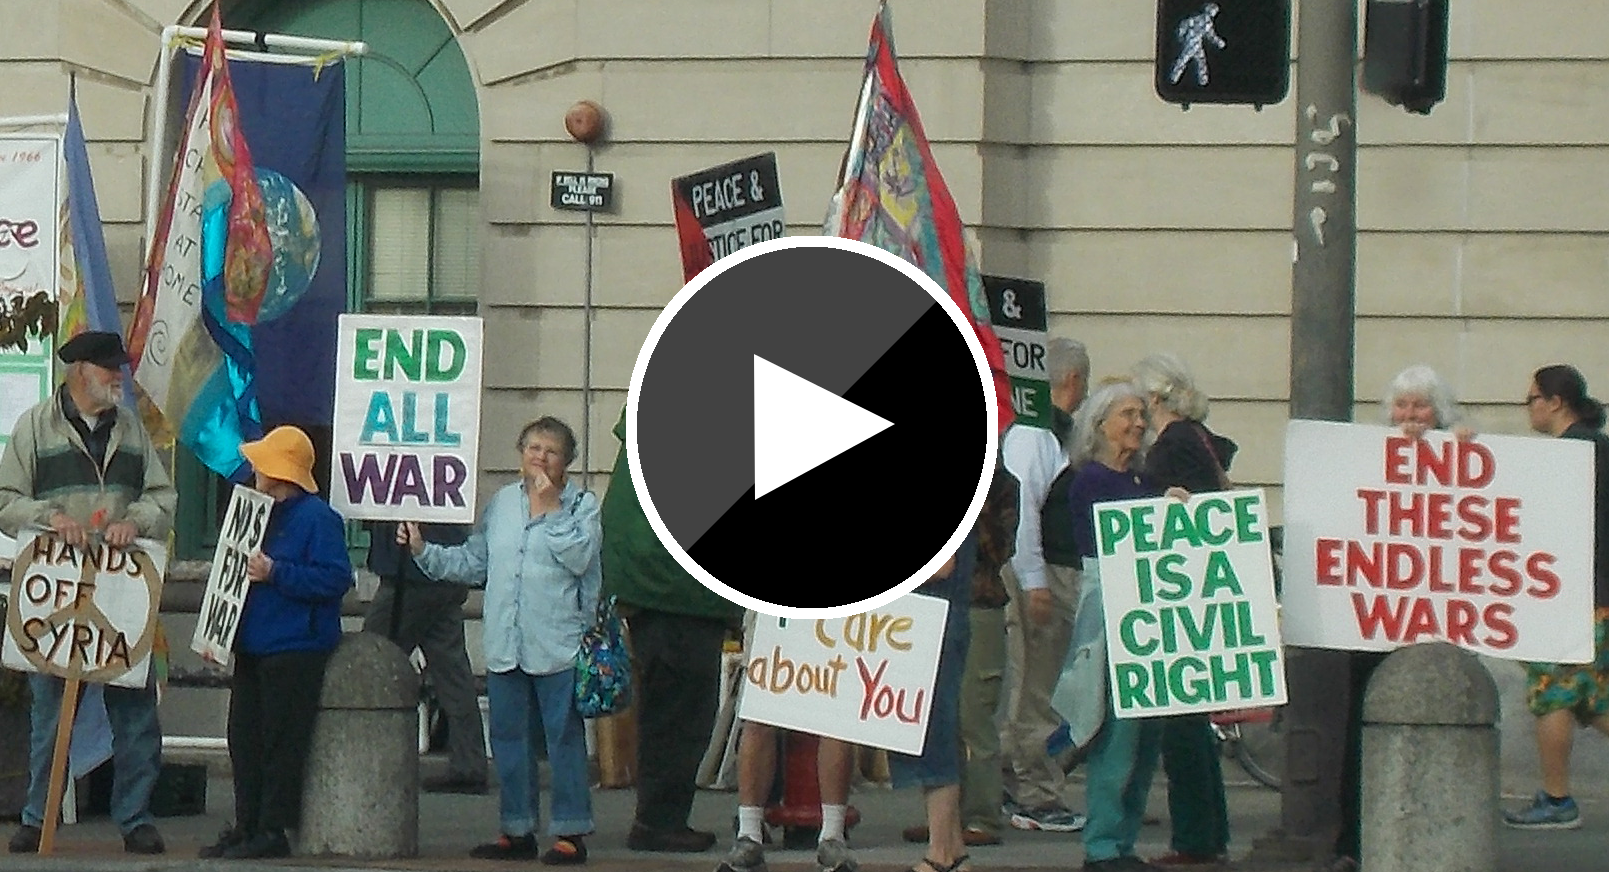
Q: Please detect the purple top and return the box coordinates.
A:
[1067,461,1161,560]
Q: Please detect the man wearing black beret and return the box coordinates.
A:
[0,329,176,855]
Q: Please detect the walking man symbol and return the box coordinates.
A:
[1169,3,1225,87]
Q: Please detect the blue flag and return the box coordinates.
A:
[177,51,347,435]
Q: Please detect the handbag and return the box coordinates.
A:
[573,594,633,718]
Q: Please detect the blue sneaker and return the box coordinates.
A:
[1503,791,1580,830]
[1009,805,1088,833]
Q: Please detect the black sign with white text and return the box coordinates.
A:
[551,172,615,212]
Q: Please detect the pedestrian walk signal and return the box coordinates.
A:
[1155,0,1292,108]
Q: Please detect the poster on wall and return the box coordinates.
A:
[331,314,484,523]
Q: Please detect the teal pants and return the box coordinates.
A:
[1081,711,1162,863]
[1160,715,1229,857]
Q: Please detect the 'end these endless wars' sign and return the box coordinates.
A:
[737,593,946,755]
[1096,490,1286,719]
[983,276,1051,429]
[3,531,167,688]
[190,485,273,666]
[332,315,484,523]
[672,152,785,279]
[1283,420,1595,663]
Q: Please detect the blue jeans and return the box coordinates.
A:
[486,668,593,838]
[25,675,161,834]
[1082,710,1162,863]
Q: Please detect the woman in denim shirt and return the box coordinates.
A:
[402,417,601,865]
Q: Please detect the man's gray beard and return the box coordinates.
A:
[86,378,119,410]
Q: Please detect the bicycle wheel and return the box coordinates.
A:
[1231,715,1285,790]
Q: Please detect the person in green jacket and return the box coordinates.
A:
[603,409,743,853]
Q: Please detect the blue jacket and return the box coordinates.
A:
[237,491,353,656]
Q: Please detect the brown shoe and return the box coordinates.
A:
[963,827,1002,847]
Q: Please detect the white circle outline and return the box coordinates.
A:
[626,236,1000,620]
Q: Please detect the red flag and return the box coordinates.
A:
[828,2,1015,433]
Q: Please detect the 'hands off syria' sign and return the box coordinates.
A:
[3,531,167,688]
[333,315,483,523]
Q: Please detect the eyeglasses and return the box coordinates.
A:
[1524,394,1545,406]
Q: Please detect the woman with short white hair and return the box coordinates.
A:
[1130,353,1235,867]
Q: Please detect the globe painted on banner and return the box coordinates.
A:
[201,167,320,324]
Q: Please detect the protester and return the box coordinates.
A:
[999,337,1090,832]
[363,520,488,795]
[1503,364,1609,830]
[402,416,599,864]
[1322,364,1467,871]
[200,426,354,860]
[714,712,861,872]
[0,331,175,856]
[1062,381,1186,872]
[1131,353,1233,867]
[603,408,743,854]
[905,467,1019,848]
[890,532,979,872]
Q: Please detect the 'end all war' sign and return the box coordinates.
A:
[737,593,946,755]
[2,531,167,688]
[1096,490,1286,719]
[190,485,273,667]
[982,275,1050,429]
[1282,420,1595,664]
[332,315,484,523]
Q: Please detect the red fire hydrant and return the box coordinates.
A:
[764,732,861,848]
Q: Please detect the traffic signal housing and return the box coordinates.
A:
[1155,0,1292,108]
[1363,0,1449,115]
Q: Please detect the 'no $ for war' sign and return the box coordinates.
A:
[3,532,167,688]
[333,315,484,523]
[1097,490,1286,718]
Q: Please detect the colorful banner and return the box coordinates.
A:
[3,532,168,689]
[736,593,947,755]
[983,275,1050,429]
[1096,490,1286,718]
[827,2,1013,434]
[672,153,785,281]
[190,485,273,666]
[332,314,483,523]
[0,132,60,451]
[1282,420,1595,663]
[129,8,346,479]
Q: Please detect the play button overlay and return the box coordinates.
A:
[754,355,893,498]
[627,236,999,619]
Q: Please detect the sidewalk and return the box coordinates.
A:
[2,762,1601,872]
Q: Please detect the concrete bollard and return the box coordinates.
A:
[1361,641,1498,872]
[300,633,421,858]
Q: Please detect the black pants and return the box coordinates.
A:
[628,610,728,831]
[228,649,332,834]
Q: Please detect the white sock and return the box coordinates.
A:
[819,804,847,843]
[737,806,765,842]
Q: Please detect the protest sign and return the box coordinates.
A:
[1282,420,1594,663]
[3,531,167,688]
[737,593,946,755]
[1096,490,1286,718]
[983,275,1050,429]
[0,133,60,452]
[672,153,785,280]
[332,314,483,522]
[190,485,274,666]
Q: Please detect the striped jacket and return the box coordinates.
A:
[0,387,175,540]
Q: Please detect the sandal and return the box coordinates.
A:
[912,854,970,872]
[541,836,588,866]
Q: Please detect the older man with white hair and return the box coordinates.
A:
[999,336,1091,832]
